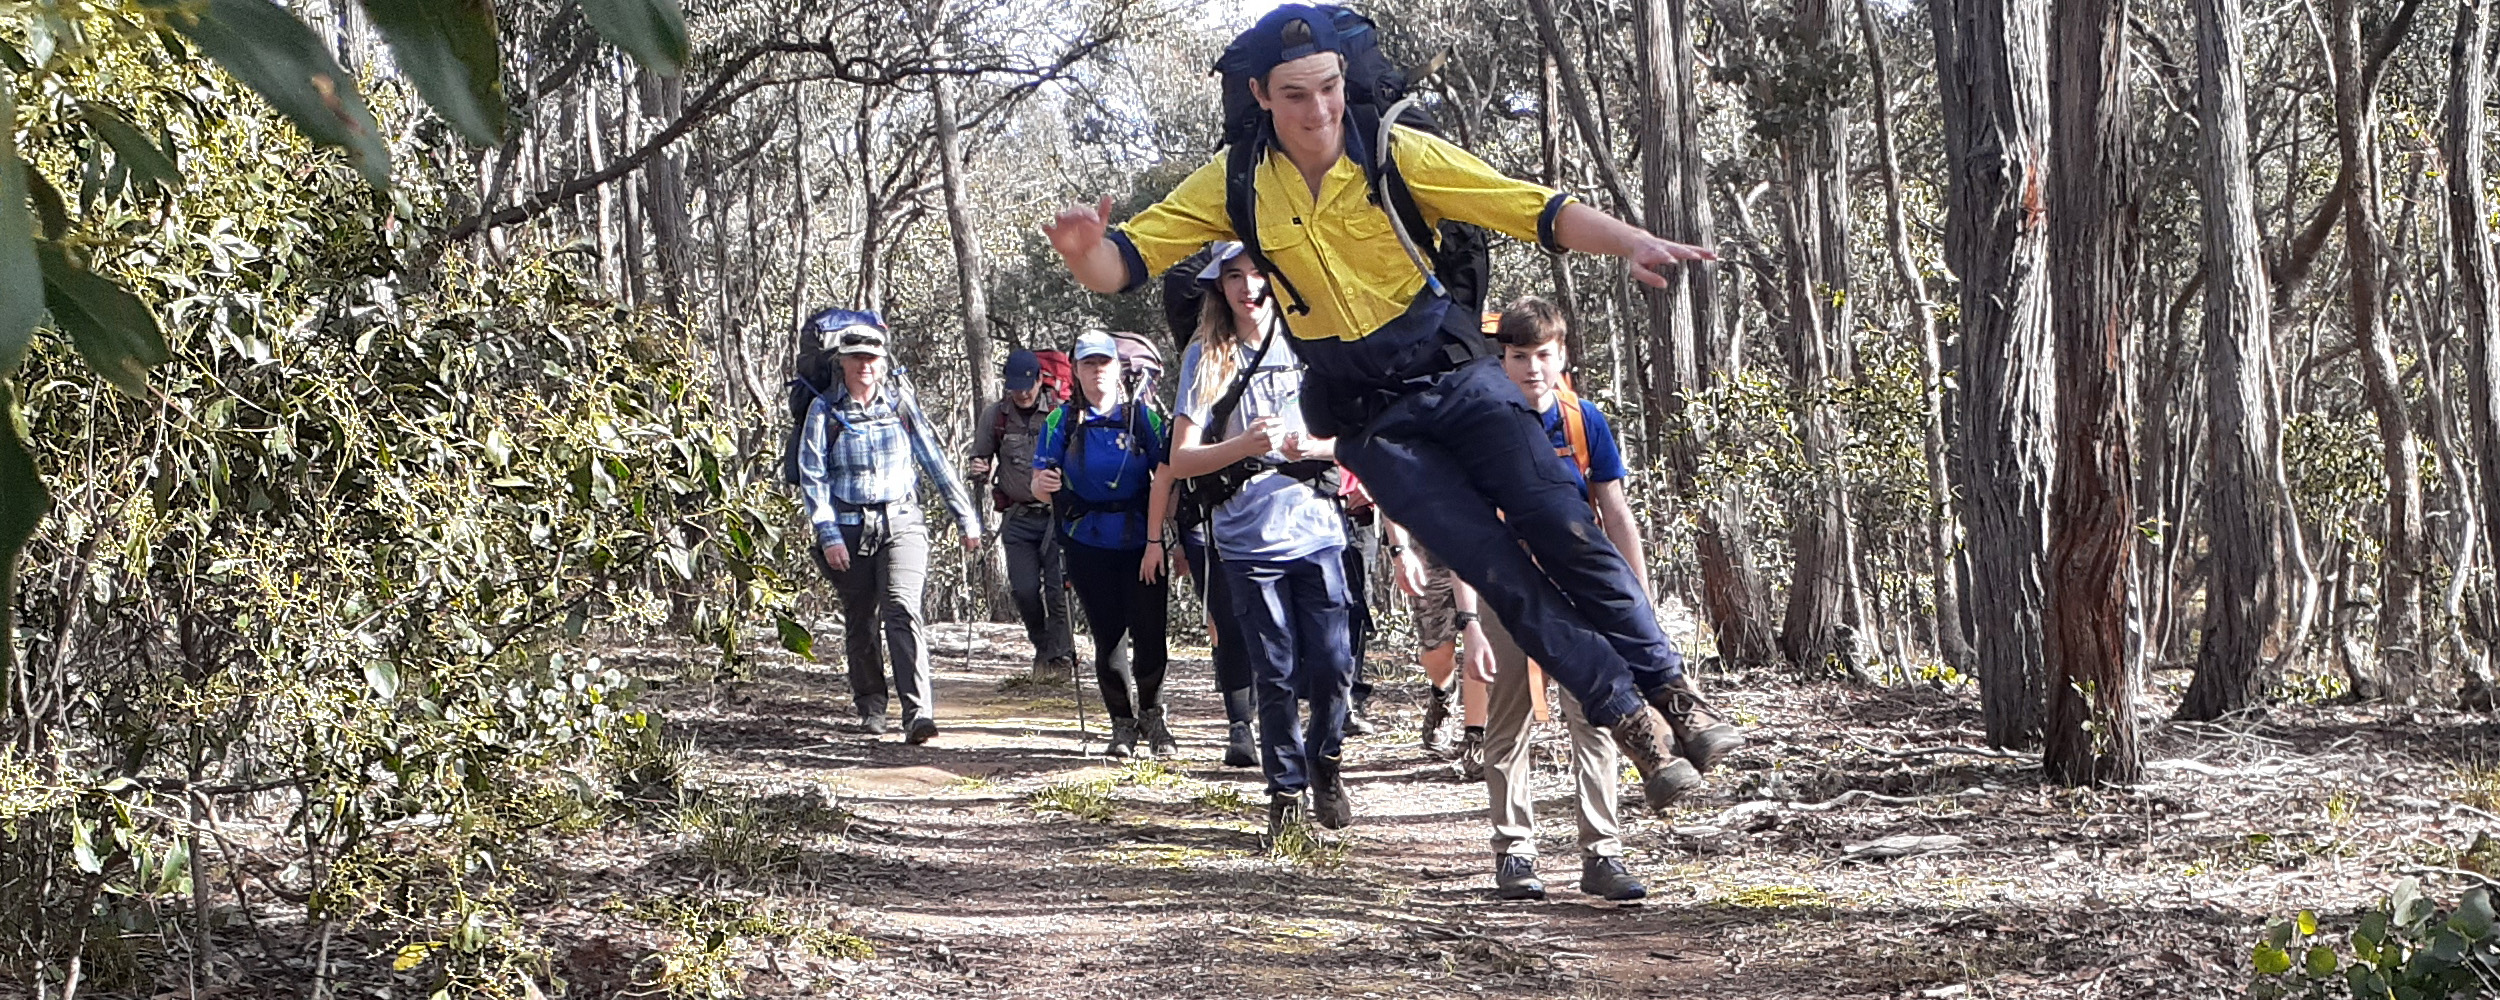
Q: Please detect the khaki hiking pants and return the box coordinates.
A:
[1480,608,1624,860]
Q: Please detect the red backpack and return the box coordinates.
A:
[1032,349,1073,402]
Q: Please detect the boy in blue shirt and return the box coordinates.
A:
[1034,332,1176,758]
[1469,297,1665,902]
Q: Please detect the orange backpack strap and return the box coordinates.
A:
[1553,386,1591,478]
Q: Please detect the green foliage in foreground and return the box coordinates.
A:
[0,2,790,996]
[2248,879,2500,999]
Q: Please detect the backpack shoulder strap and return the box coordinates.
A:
[1351,109,1443,297]
[1554,388,1592,478]
[1205,326,1279,443]
[1226,130,1313,317]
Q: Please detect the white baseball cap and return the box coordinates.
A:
[1197,241,1248,282]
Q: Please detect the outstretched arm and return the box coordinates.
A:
[1551,202,1717,288]
[1044,196,1132,294]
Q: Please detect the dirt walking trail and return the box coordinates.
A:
[568,617,2498,999]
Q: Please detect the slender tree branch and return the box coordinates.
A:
[441,32,1116,243]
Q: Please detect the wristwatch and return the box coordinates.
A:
[1453,611,1480,628]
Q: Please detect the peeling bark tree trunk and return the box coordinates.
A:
[2451,0,2500,684]
[1931,0,2055,746]
[2044,0,2143,785]
[1634,0,1784,671]
[1775,0,1856,677]
[2333,0,2425,699]
[2179,0,2284,720]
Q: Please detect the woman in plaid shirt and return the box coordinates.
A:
[793,311,982,745]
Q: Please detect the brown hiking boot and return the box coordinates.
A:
[1647,676,1746,773]
[1608,707,1703,812]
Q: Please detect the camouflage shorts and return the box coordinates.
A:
[1411,545,1461,650]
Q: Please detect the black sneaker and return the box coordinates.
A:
[1494,855,1546,901]
[1223,722,1257,768]
[1579,855,1648,901]
[1141,709,1179,758]
[860,713,890,736]
[1266,791,1310,843]
[904,718,937,745]
[1311,755,1353,830]
[1106,718,1140,759]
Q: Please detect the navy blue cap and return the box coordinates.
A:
[1235,5,1343,78]
[1003,350,1042,391]
[804,307,885,335]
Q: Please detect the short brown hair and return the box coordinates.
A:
[1493,296,1568,349]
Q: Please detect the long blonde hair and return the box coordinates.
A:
[1189,268,1270,417]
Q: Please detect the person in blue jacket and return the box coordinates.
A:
[1033,331,1176,759]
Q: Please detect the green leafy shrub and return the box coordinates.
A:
[2248,879,2500,999]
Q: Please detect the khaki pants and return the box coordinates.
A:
[1481,608,1623,859]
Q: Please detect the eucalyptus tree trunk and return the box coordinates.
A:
[1633,0,1784,671]
[2043,0,2142,785]
[1856,0,1974,672]
[1527,0,1638,219]
[2178,0,2284,720]
[1930,0,2054,745]
[2333,0,2424,699]
[933,70,996,412]
[2450,0,2500,679]
[1538,49,1587,359]
[644,70,695,314]
[855,92,886,313]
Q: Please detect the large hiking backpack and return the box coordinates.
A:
[1210,5,1492,324]
[1030,348,1074,402]
[780,308,897,485]
[1160,246,1217,351]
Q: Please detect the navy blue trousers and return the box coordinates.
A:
[1303,294,1685,729]
[1220,547,1354,795]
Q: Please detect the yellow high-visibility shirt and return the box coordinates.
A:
[1110,126,1575,343]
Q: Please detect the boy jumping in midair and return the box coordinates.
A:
[1044,4,1743,808]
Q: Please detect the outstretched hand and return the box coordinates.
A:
[1043,196,1116,262]
[1624,234,1718,288]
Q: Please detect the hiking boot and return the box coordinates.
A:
[1494,855,1546,901]
[1421,682,1455,754]
[1311,755,1353,830]
[1455,728,1485,782]
[859,712,889,736]
[1646,676,1746,773]
[1266,791,1310,842]
[1038,653,1078,685]
[1106,718,1140,759]
[1343,708,1378,737]
[1224,722,1258,768]
[1579,855,1648,901]
[1141,708,1179,759]
[904,718,938,745]
[1609,707,1704,812]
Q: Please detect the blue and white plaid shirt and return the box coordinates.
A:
[796,383,980,548]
